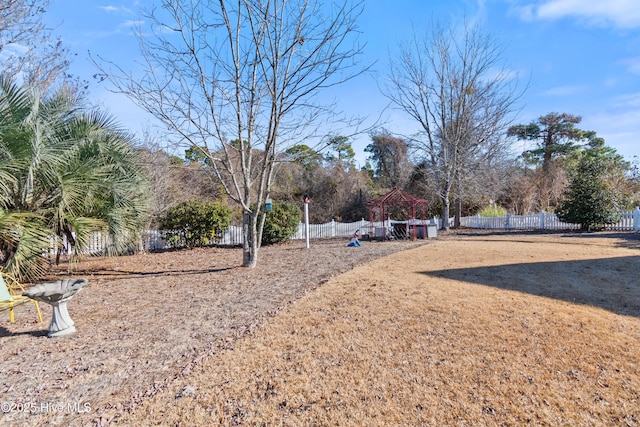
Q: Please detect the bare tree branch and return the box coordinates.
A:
[95,0,367,266]
[0,0,75,93]
[385,20,523,229]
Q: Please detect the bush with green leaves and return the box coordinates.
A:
[159,200,231,248]
[261,201,301,246]
[477,203,508,217]
[556,141,629,231]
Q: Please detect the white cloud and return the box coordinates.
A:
[83,19,143,38]
[540,85,585,96]
[0,43,29,58]
[515,0,640,28]
[581,99,640,158]
[610,92,640,108]
[586,126,640,159]
[98,5,133,14]
[479,67,521,84]
[621,57,640,75]
[119,20,144,29]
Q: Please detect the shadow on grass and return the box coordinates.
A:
[0,325,48,338]
[451,229,640,251]
[561,231,640,251]
[421,256,640,318]
[45,267,235,282]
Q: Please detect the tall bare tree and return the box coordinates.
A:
[385,21,520,229]
[451,120,515,225]
[96,0,365,267]
[0,0,72,92]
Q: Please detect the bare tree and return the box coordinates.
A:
[137,144,225,227]
[96,0,365,267]
[451,122,515,225]
[0,0,72,92]
[385,21,521,229]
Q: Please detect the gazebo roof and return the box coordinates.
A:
[366,188,427,208]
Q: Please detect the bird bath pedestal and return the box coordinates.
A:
[23,279,88,337]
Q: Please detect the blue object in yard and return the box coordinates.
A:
[348,229,362,247]
[347,238,362,247]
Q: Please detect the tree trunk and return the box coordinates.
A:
[99,0,366,268]
[440,195,450,230]
[454,197,462,228]
[242,210,261,268]
[248,235,259,268]
[242,211,252,267]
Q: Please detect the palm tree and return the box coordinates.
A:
[0,208,51,280]
[0,75,149,279]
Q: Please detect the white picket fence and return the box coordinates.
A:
[140,217,447,251]
[143,219,371,250]
[77,218,429,254]
[459,207,640,231]
[65,207,640,255]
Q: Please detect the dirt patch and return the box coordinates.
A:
[0,238,425,426]
[1,232,639,426]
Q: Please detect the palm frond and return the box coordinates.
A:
[0,73,151,278]
[0,208,51,281]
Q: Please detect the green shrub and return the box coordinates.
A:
[556,152,626,231]
[477,203,507,217]
[159,200,231,248]
[261,201,301,246]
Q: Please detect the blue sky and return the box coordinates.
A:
[44,0,640,165]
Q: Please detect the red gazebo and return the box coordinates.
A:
[366,188,428,240]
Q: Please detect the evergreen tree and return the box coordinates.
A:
[556,138,629,231]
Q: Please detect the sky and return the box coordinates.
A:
[43,0,640,166]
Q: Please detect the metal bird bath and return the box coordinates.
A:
[23,278,88,337]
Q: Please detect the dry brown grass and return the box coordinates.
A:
[120,233,640,427]
[0,238,425,426]
[1,232,639,426]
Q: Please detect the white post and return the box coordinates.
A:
[634,206,640,231]
[304,201,310,249]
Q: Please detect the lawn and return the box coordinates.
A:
[1,232,639,426]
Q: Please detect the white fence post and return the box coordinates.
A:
[64,208,640,255]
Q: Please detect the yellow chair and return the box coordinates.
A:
[0,271,43,323]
